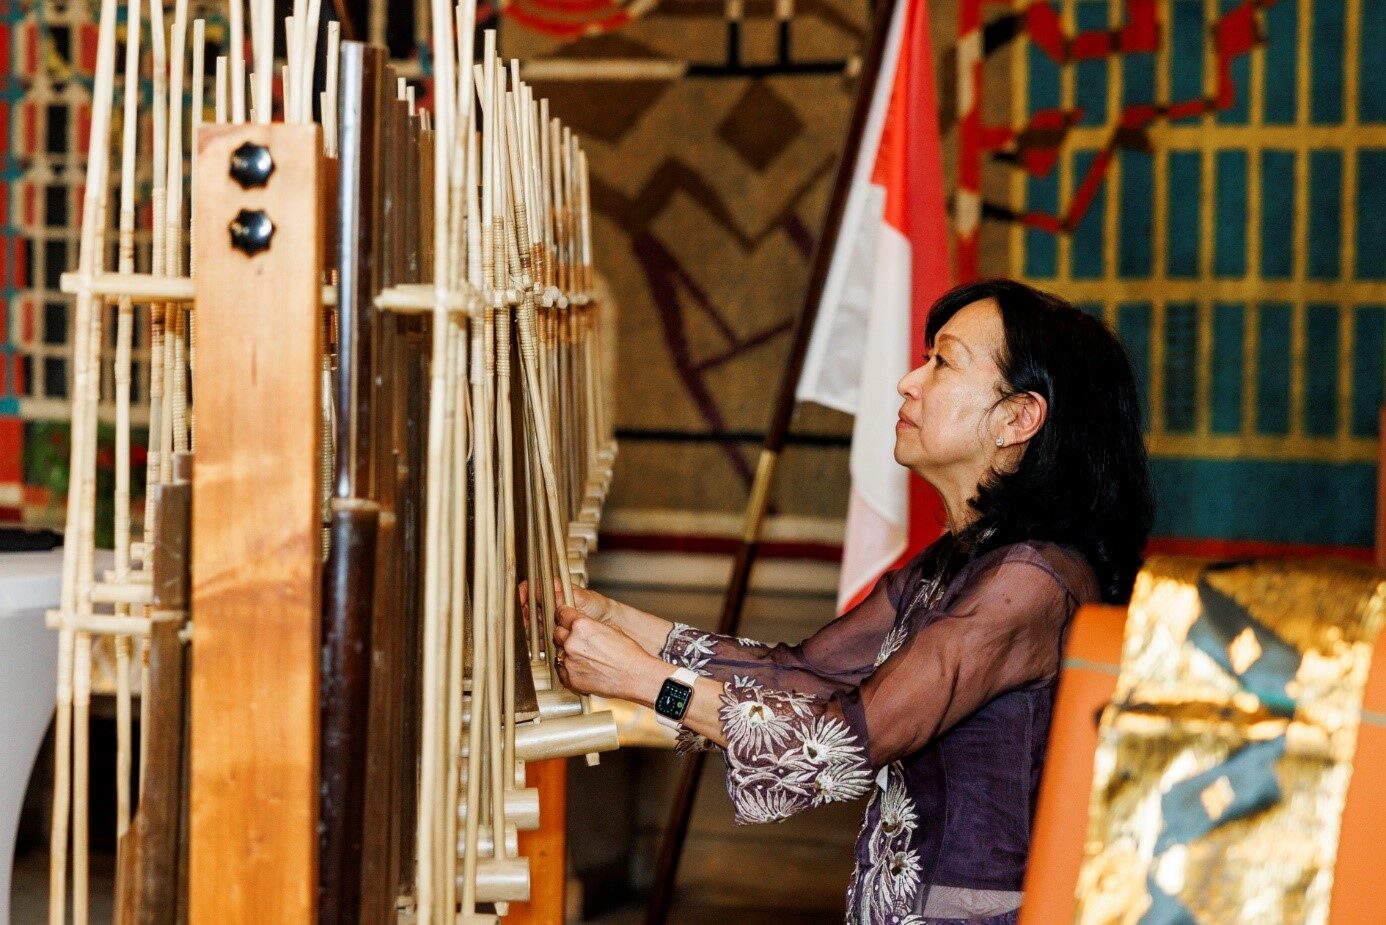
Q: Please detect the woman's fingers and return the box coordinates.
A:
[554,604,584,629]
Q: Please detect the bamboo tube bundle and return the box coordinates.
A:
[48,1,619,920]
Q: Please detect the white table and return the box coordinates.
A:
[0,550,62,925]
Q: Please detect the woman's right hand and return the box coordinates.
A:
[519,579,624,630]
[518,579,674,658]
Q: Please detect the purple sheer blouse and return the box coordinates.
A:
[659,541,1099,924]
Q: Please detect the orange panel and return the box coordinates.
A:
[506,759,568,924]
[1019,601,1386,923]
[1019,605,1125,924]
[1328,637,1386,923]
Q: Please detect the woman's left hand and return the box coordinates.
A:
[553,605,663,703]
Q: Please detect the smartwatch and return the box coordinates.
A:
[654,667,700,729]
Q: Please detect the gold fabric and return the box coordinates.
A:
[1074,556,1386,924]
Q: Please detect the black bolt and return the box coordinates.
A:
[229,209,274,255]
[229,142,275,188]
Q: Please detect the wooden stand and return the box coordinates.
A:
[189,122,323,923]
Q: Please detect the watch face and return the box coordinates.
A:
[655,678,693,721]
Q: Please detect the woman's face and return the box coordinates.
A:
[894,298,1008,482]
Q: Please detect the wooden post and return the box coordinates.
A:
[506,759,568,924]
[190,122,323,923]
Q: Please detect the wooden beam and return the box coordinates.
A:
[190,122,323,923]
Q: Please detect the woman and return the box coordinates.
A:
[541,279,1153,924]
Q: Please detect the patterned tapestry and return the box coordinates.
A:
[960,0,1384,556]
[3,0,1383,559]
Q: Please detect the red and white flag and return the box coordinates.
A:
[796,0,951,613]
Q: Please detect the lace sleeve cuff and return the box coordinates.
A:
[719,676,873,825]
[660,622,720,672]
[659,624,719,753]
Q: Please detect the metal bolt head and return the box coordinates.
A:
[229,142,275,188]
[229,209,274,255]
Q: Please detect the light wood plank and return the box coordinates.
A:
[190,122,323,924]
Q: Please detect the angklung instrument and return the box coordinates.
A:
[47,1,619,920]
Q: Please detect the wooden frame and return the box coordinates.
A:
[189,121,324,923]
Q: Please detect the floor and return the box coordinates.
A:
[9,848,838,924]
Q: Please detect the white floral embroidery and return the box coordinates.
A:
[662,622,718,673]
[674,727,716,754]
[731,786,801,823]
[875,620,909,666]
[736,635,769,648]
[850,763,925,923]
[874,769,919,841]
[880,848,923,903]
[723,695,797,753]
[720,677,873,826]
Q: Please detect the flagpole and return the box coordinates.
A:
[643,0,907,919]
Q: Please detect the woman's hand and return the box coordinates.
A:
[519,579,621,633]
[552,604,666,703]
[520,580,675,658]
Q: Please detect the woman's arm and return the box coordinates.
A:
[555,555,1078,824]
[548,605,730,745]
[538,560,914,698]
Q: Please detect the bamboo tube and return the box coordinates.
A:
[215,56,227,123]
[188,18,204,424]
[254,0,272,123]
[444,321,468,924]
[414,0,458,919]
[50,2,118,921]
[457,823,519,859]
[164,0,189,466]
[282,17,296,120]
[513,712,619,762]
[299,0,321,124]
[141,0,168,783]
[324,21,340,155]
[229,0,246,120]
[462,314,489,920]
[111,0,143,846]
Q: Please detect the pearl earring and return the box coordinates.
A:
[995,436,1005,447]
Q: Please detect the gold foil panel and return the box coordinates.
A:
[1074,556,1386,924]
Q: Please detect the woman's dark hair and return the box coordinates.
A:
[921,278,1154,603]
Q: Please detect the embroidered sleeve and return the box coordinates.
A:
[653,624,719,753]
[660,622,730,673]
[719,676,873,824]
[674,726,718,754]
[716,551,1089,821]
[654,565,907,697]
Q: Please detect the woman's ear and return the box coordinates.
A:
[1004,391,1048,446]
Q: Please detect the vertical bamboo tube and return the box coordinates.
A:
[415,0,457,919]
[140,0,168,788]
[229,0,246,121]
[50,1,118,922]
[112,0,143,846]
[215,56,227,123]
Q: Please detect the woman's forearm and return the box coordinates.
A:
[623,656,728,748]
[609,601,676,658]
